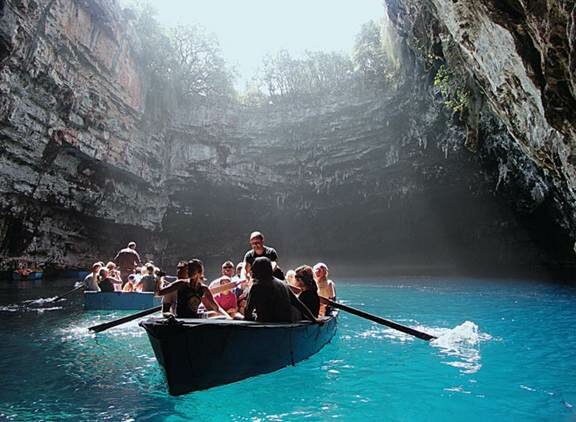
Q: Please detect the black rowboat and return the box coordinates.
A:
[139,312,338,396]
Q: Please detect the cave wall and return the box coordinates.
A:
[0,0,573,277]
[385,0,576,269]
[0,0,167,267]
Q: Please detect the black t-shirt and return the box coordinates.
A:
[99,278,115,292]
[140,274,157,292]
[299,289,320,318]
[244,277,293,323]
[176,282,205,318]
[244,246,278,268]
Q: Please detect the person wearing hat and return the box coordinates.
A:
[114,241,141,286]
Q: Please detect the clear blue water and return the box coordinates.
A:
[1,277,575,421]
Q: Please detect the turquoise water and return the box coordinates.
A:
[1,277,575,421]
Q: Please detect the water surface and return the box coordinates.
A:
[0,277,575,421]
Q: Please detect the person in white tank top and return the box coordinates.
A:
[313,262,336,317]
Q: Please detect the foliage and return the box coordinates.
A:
[246,18,402,103]
[353,19,400,89]
[252,49,354,99]
[433,64,471,114]
[127,1,235,106]
[169,25,235,99]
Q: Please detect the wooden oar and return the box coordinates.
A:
[89,306,162,333]
[320,297,437,341]
[54,284,85,302]
[89,280,242,333]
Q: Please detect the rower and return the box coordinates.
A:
[156,259,231,319]
[313,262,336,316]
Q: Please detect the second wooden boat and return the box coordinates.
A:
[84,291,161,310]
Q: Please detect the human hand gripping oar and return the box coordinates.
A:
[88,279,243,333]
[320,297,436,341]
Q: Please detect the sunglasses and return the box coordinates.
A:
[222,266,234,269]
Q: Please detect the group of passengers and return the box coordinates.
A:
[83,242,165,293]
[84,232,336,324]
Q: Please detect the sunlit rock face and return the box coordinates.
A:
[385,0,576,271]
[0,0,572,276]
[0,0,168,268]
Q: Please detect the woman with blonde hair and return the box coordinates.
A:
[313,262,336,316]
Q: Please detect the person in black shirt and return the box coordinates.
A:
[97,268,118,292]
[156,259,231,319]
[294,265,320,318]
[243,231,284,280]
[138,263,157,292]
[244,257,321,324]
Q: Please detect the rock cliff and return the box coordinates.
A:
[0,0,574,277]
[385,0,576,273]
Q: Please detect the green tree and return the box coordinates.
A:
[256,49,354,100]
[353,19,396,89]
[169,25,235,100]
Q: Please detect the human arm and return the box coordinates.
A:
[243,287,256,321]
[328,280,336,300]
[156,280,185,296]
[288,289,322,324]
[287,284,302,294]
[201,286,232,319]
[112,271,122,283]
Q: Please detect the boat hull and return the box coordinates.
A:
[140,314,337,396]
[84,292,161,310]
[12,271,43,281]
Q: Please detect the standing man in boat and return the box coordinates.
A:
[114,241,141,285]
[242,231,284,280]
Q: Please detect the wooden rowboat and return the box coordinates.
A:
[12,271,43,281]
[139,312,338,396]
[84,291,161,310]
